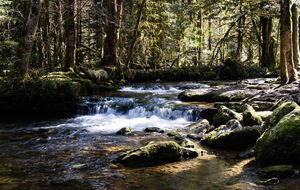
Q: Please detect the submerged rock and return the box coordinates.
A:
[256,165,294,177]
[213,106,243,128]
[255,109,300,166]
[242,104,262,126]
[200,119,261,150]
[117,141,183,167]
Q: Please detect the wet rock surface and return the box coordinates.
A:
[200,119,261,150]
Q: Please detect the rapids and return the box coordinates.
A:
[0,80,299,190]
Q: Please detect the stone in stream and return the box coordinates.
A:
[256,165,295,178]
[200,119,261,150]
[242,104,262,126]
[116,141,183,167]
[144,127,164,133]
[213,106,243,128]
[188,119,210,134]
[255,109,300,166]
[116,127,134,136]
[178,84,260,103]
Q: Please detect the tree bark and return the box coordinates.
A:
[285,0,297,82]
[102,0,123,67]
[292,4,300,71]
[65,0,76,69]
[280,0,297,84]
[15,0,42,80]
[197,9,202,65]
[261,16,276,70]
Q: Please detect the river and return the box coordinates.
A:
[0,80,298,189]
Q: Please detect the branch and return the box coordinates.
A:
[209,22,236,65]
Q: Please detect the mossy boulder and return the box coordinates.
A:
[117,141,183,167]
[269,101,299,127]
[144,127,164,133]
[116,127,133,136]
[86,69,108,83]
[255,109,300,166]
[243,104,262,126]
[256,165,294,177]
[177,138,195,148]
[188,119,210,134]
[167,131,180,137]
[201,119,261,150]
[213,106,243,128]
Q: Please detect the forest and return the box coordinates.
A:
[0,0,299,112]
[1,1,300,189]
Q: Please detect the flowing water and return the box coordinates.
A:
[0,81,299,190]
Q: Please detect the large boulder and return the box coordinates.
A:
[213,106,243,127]
[269,101,299,127]
[255,109,300,166]
[200,119,261,150]
[117,141,183,167]
[243,104,262,126]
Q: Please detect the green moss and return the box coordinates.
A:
[117,141,183,167]
[167,131,179,137]
[243,104,262,126]
[116,127,133,136]
[213,106,243,128]
[256,165,294,177]
[201,126,261,150]
[269,102,299,127]
[255,109,300,166]
[14,135,33,141]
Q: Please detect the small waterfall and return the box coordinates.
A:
[77,98,202,122]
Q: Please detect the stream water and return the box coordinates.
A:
[0,81,299,189]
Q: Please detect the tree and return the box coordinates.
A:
[292,3,299,71]
[65,0,76,69]
[15,0,42,80]
[102,0,123,67]
[261,16,276,70]
[280,0,297,84]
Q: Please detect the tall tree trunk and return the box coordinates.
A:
[53,0,63,68]
[261,16,276,70]
[125,0,147,68]
[285,0,297,82]
[65,0,76,69]
[236,16,244,61]
[280,0,297,84]
[102,0,123,67]
[15,0,42,80]
[197,9,202,65]
[292,4,300,72]
[76,0,83,65]
[208,19,212,51]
